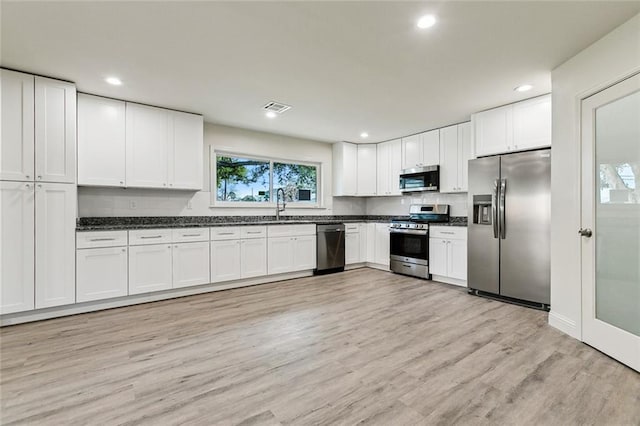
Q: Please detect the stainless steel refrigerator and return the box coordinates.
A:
[467,149,551,308]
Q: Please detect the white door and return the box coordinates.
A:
[35,183,76,308]
[129,244,173,294]
[356,144,377,196]
[401,134,422,169]
[0,181,35,314]
[292,235,316,271]
[439,125,458,193]
[1,69,34,181]
[345,232,360,265]
[240,238,267,278]
[428,239,448,276]
[34,77,76,184]
[76,247,128,302]
[421,129,440,166]
[374,223,390,266]
[170,111,203,190]
[448,239,468,281]
[211,239,241,282]
[513,94,551,151]
[268,236,293,274]
[473,105,512,156]
[458,122,472,192]
[581,73,640,372]
[173,241,210,288]
[126,103,170,188]
[77,94,126,187]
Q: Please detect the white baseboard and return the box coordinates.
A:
[365,262,390,272]
[0,270,313,326]
[431,275,467,288]
[548,311,581,340]
[345,263,366,270]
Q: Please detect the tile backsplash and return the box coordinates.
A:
[365,193,468,217]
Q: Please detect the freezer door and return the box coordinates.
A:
[500,149,551,304]
[467,156,500,294]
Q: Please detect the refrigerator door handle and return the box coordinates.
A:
[499,179,507,239]
[492,179,499,238]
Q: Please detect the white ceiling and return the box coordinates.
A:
[2,1,639,143]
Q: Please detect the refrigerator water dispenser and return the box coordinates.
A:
[473,195,492,225]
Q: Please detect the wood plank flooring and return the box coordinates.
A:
[1,268,638,425]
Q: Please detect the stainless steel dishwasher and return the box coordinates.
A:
[315,223,345,275]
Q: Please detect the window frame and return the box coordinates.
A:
[211,150,322,208]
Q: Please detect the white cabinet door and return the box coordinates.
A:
[240,238,267,278]
[365,223,376,263]
[0,181,35,314]
[356,144,377,196]
[401,134,422,169]
[129,244,172,294]
[268,236,294,274]
[428,239,448,276]
[211,239,241,282]
[374,223,390,266]
[35,183,76,308]
[388,139,402,195]
[34,77,76,184]
[376,141,389,195]
[76,247,128,302]
[513,94,551,151]
[421,129,440,166]
[439,125,458,193]
[332,142,357,196]
[1,69,34,181]
[126,103,170,188]
[473,106,512,157]
[292,235,316,271]
[173,241,210,288]
[458,122,472,192]
[359,223,369,263]
[345,232,360,265]
[170,111,203,190]
[448,239,467,281]
[77,94,126,187]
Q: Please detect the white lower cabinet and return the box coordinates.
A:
[429,226,467,286]
[267,236,295,274]
[77,247,128,302]
[240,238,267,278]
[345,232,360,265]
[374,223,390,267]
[173,241,210,288]
[267,225,317,274]
[211,239,242,282]
[128,244,173,295]
[293,235,317,271]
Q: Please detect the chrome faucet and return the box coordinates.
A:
[276,188,286,220]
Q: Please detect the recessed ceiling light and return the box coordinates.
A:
[265,111,277,119]
[105,77,122,86]
[417,15,437,29]
[360,132,369,139]
[514,84,533,92]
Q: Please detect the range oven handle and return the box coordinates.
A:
[492,179,499,239]
[390,229,428,236]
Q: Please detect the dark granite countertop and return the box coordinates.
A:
[76,215,467,231]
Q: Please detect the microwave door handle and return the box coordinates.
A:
[492,179,499,238]
[499,179,507,239]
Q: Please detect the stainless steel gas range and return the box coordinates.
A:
[390,204,449,279]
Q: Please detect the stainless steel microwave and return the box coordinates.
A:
[399,165,439,192]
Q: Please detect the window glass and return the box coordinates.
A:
[216,156,270,202]
[273,162,318,203]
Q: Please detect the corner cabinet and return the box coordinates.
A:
[332,142,358,196]
[356,144,377,196]
[439,122,471,193]
[473,94,551,157]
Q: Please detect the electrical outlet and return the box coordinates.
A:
[130,200,137,209]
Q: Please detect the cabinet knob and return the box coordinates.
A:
[121,248,126,252]
[25,183,31,189]
[163,183,167,186]
[25,175,30,179]
[120,181,124,185]
[37,175,42,180]
[168,245,171,248]
[37,184,42,188]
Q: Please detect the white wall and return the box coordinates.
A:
[549,14,640,339]
[365,193,468,217]
[78,123,366,217]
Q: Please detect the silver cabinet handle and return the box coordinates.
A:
[90,238,116,242]
[141,235,162,239]
[246,231,262,234]
[440,231,454,235]
[578,228,592,238]
[182,233,202,237]
[217,232,235,235]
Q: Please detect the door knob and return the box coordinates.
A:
[578,228,592,238]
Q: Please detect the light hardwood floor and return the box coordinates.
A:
[1,268,638,425]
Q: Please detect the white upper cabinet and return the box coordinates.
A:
[376,139,402,196]
[126,103,171,188]
[356,144,377,196]
[34,77,76,184]
[35,183,76,309]
[473,94,551,157]
[439,122,471,193]
[0,180,35,314]
[401,129,440,169]
[170,111,203,190]
[1,69,34,181]
[77,94,126,187]
[332,142,358,196]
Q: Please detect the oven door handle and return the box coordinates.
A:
[390,229,429,236]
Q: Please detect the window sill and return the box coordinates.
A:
[210,203,326,210]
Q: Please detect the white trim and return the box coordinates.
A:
[549,311,580,340]
[365,262,390,271]
[431,274,467,288]
[1,270,313,326]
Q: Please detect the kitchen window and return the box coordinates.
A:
[214,153,319,206]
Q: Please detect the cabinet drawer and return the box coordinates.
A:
[129,229,172,245]
[211,226,241,240]
[292,224,317,236]
[345,223,360,233]
[241,226,267,239]
[77,231,128,248]
[172,227,209,242]
[267,225,293,237]
[429,226,467,240]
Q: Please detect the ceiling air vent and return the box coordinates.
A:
[263,101,292,114]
